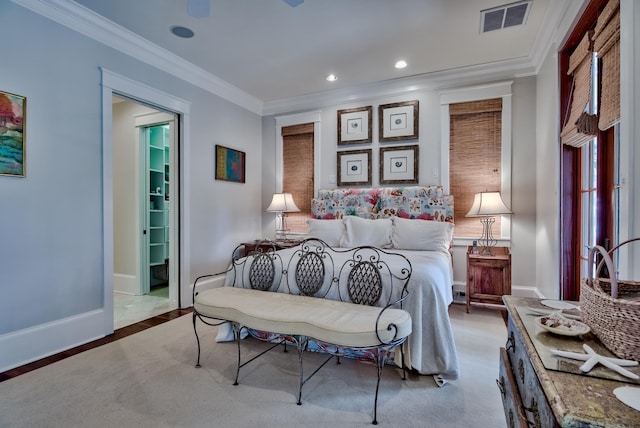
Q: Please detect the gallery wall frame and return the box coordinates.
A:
[379,145,419,184]
[215,144,246,183]
[337,149,372,186]
[337,105,372,145]
[378,100,419,142]
[0,90,26,177]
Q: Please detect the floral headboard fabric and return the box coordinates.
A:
[310,186,454,222]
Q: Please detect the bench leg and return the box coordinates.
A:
[296,337,305,405]
[233,323,242,385]
[372,347,386,425]
[193,312,202,368]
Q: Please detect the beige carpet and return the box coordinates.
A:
[0,304,507,427]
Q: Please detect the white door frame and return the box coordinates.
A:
[101,68,191,334]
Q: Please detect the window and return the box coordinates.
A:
[440,82,512,242]
[559,0,620,299]
[282,123,314,233]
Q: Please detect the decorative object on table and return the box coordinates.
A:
[337,106,372,145]
[535,314,590,336]
[337,149,371,186]
[378,100,419,142]
[580,238,640,361]
[540,299,580,310]
[550,344,639,380]
[465,191,512,256]
[266,192,300,240]
[613,386,640,412]
[215,144,245,183]
[379,145,418,184]
[0,89,26,177]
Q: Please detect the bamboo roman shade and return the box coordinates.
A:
[449,98,502,238]
[593,0,620,131]
[282,123,314,233]
[560,30,596,148]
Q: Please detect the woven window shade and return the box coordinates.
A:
[594,0,620,131]
[449,99,502,238]
[282,123,314,233]
[561,31,596,148]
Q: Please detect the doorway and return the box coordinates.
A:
[112,96,179,329]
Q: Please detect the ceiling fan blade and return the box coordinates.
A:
[282,0,304,7]
[187,0,209,18]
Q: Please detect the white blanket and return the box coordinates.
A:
[215,246,459,380]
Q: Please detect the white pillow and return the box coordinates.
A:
[392,217,454,252]
[340,216,393,248]
[306,219,344,247]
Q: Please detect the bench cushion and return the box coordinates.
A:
[195,287,412,348]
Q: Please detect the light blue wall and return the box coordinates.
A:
[0,2,263,370]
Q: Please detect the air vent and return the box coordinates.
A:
[481,0,531,33]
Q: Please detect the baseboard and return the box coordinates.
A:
[114,273,139,295]
[0,309,106,373]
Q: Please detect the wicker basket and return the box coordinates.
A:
[580,238,640,361]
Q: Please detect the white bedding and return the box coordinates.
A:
[215,245,460,380]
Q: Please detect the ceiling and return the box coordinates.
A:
[66,0,570,106]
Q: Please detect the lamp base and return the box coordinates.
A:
[478,217,498,256]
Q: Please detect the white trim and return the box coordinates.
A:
[274,111,322,195]
[440,81,513,240]
[101,69,192,330]
[0,309,104,373]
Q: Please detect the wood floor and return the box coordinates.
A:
[0,308,192,383]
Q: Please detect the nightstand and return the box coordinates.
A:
[466,246,511,313]
[240,239,300,257]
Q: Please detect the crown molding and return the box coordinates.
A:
[12,0,580,117]
[11,0,264,115]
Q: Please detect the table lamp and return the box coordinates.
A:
[266,193,300,240]
[466,191,512,256]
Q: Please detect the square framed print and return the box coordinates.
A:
[337,106,372,145]
[378,100,419,142]
[215,144,246,183]
[337,149,372,186]
[0,90,26,177]
[379,145,419,184]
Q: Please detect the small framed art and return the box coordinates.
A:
[379,145,419,184]
[378,100,419,142]
[337,149,372,186]
[337,106,372,145]
[215,144,246,183]
[0,90,26,177]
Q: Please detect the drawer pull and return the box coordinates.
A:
[523,397,541,428]
[496,376,506,398]
[508,409,516,428]
[518,359,525,384]
[506,331,515,353]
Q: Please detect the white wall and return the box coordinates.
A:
[0,3,263,371]
[261,77,539,294]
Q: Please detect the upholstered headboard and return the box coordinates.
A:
[311,186,454,222]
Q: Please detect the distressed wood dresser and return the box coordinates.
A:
[500,296,640,427]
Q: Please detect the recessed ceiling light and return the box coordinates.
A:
[326,74,338,82]
[170,26,194,38]
[395,60,408,69]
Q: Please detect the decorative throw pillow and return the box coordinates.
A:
[340,216,393,248]
[306,219,344,247]
[392,216,454,251]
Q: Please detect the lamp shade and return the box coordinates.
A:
[266,193,300,213]
[465,191,512,217]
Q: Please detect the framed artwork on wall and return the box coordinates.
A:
[0,90,26,177]
[337,106,372,145]
[379,145,419,184]
[337,149,372,186]
[215,144,246,183]
[378,100,419,142]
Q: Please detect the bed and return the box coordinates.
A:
[218,186,459,382]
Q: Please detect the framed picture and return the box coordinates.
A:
[337,106,372,145]
[379,145,419,184]
[378,100,419,142]
[0,90,26,177]
[215,144,246,183]
[337,149,372,186]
